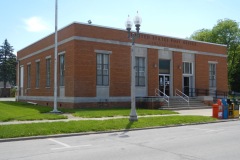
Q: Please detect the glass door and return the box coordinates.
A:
[159,74,170,96]
[183,76,193,96]
[183,76,190,96]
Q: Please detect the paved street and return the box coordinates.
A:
[0,121,239,160]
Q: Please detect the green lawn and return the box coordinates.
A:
[70,108,178,118]
[0,116,216,139]
[0,102,66,121]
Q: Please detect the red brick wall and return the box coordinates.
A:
[217,57,228,91]
[173,51,183,92]
[73,23,227,55]
[18,41,75,97]
[18,23,227,60]
[109,45,131,96]
[195,54,228,92]
[18,24,76,59]
[147,48,159,96]
[74,40,131,97]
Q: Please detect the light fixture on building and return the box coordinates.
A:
[178,65,182,70]
[125,11,142,122]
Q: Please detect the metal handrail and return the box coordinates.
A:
[175,89,189,107]
[155,88,169,107]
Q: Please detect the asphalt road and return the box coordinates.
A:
[0,121,240,160]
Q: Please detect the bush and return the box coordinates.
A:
[10,87,16,97]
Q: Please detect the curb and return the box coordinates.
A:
[0,118,239,143]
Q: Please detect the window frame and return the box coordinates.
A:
[46,58,51,87]
[209,63,216,88]
[59,54,65,86]
[96,53,109,86]
[27,64,31,88]
[135,57,146,87]
[182,62,193,75]
[35,61,40,88]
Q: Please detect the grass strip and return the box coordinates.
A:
[0,102,66,121]
[0,116,216,139]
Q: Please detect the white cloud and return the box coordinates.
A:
[24,17,50,32]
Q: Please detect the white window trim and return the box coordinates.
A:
[95,50,112,54]
[208,61,218,64]
[45,55,51,59]
[58,51,66,56]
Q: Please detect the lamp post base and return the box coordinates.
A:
[50,110,62,114]
[129,115,138,122]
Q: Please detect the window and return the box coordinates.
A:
[135,57,145,86]
[36,61,40,88]
[183,62,193,74]
[59,54,65,86]
[27,64,31,88]
[159,60,170,74]
[209,63,216,87]
[97,53,109,86]
[46,58,51,87]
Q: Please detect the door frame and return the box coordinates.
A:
[183,76,193,96]
[159,74,171,96]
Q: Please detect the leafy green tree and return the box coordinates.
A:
[190,29,215,43]
[0,39,16,97]
[190,19,240,91]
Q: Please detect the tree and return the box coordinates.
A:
[0,39,16,97]
[190,19,240,92]
[190,28,215,43]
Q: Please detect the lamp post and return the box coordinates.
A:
[52,0,61,113]
[125,12,142,121]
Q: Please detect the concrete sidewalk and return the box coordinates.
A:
[0,97,15,101]
[0,109,213,126]
[175,108,212,116]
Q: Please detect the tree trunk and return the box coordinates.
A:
[2,81,8,97]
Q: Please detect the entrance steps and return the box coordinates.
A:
[161,97,211,110]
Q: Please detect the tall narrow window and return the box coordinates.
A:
[36,61,40,88]
[27,64,31,88]
[183,62,193,74]
[97,53,109,86]
[135,57,145,86]
[59,54,65,86]
[209,63,216,87]
[46,58,51,87]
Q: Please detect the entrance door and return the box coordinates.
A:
[183,76,193,96]
[183,77,190,96]
[159,75,170,96]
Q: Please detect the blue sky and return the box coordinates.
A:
[1,0,240,55]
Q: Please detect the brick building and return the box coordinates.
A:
[16,22,228,108]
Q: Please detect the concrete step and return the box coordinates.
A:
[161,97,210,110]
[161,106,211,110]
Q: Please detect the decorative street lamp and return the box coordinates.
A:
[125,12,142,121]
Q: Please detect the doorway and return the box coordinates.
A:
[159,74,170,96]
[183,76,193,96]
